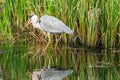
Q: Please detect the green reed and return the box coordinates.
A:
[100,0,120,48]
[0,0,120,48]
[0,0,13,41]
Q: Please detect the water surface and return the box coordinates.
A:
[0,43,119,80]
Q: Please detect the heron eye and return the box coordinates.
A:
[30,15,33,18]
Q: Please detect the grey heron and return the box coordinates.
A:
[28,15,73,50]
[32,68,73,80]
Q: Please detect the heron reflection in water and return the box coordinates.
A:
[27,15,73,51]
[32,68,73,80]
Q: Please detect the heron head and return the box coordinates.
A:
[27,15,38,26]
[30,15,38,24]
[32,69,42,80]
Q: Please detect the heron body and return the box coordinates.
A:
[30,15,73,34]
[29,15,73,51]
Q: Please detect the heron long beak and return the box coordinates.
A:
[26,19,31,26]
[24,19,31,32]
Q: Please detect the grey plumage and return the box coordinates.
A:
[30,15,73,34]
[39,15,73,34]
[32,68,73,80]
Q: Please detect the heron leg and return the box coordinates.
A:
[41,33,50,56]
[54,34,62,49]
[44,33,51,50]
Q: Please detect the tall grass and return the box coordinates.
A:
[0,0,13,41]
[0,0,119,48]
[100,0,120,48]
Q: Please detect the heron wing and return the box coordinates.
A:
[39,15,73,34]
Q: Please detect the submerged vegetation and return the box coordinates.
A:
[0,0,120,48]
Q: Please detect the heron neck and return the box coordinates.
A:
[32,74,39,80]
[33,22,40,29]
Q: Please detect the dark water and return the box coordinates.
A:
[0,43,119,80]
